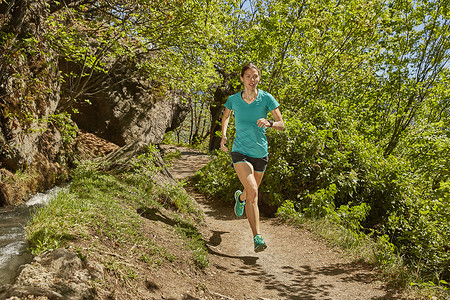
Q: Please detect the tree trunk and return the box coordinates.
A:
[208,70,238,152]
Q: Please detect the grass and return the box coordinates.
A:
[27,171,144,253]
[26,151,210,289]
[173,217,209,269]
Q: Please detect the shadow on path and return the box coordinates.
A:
[185,187,237,221]
[206,245,259,266]
[137,207,177,227]
[220,261,398,300]
[206,230,258,266]
[138,207,259,266]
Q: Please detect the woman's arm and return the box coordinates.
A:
[220,108,232,152]
[270,107,285,131]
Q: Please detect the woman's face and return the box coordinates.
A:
[240,68,260,91]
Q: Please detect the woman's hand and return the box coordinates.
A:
[257,118,272,128]
[220,136,228,152]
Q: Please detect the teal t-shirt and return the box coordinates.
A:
[224,89,279,158]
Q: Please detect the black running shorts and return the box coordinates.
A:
[231,152,269,173]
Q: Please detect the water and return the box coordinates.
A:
[0,186,64,285]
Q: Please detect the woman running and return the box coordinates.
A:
[220,63,285,252]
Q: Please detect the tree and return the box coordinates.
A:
[372,0,450,156]
[44,0,224,111]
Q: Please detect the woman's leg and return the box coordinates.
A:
[233,162,265,237]
[245,171,265,237]
[240,171,265,200]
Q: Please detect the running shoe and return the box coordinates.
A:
[234,190,245,217]
[254,234,267,252]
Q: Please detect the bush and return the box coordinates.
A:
[192,150,240,201]
[265,115,409,228]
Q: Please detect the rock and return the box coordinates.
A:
[71,76,190,147]
[0,0,60,172]
[0,249,102,300]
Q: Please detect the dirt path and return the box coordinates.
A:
[162,145,402,300]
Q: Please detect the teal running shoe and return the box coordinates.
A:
[254,234,267,252]
[234,190,245,217]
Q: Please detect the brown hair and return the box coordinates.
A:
[240,63,261,77]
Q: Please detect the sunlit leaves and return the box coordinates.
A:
[371,0,450,155]
[45,0,227,104]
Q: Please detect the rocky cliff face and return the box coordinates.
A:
[0,0,65,206]
[0,1,190,206]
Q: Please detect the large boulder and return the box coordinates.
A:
[70,73,190,147]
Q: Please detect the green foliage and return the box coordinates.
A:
[43,0,223,109]
[303,184,338,219]
[398,121,450,190]
[47,112,78,145]
[270,112,448,283]
[383,192,450,282]
[162,132,179,146]
[193,150,241,201]
[333,202,371,233]
[276,200,304,224]
[265,113,405,225]
[129,144,163,180]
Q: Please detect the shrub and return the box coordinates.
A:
[192,150,240,201]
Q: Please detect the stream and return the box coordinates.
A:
[0,187,64,286]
